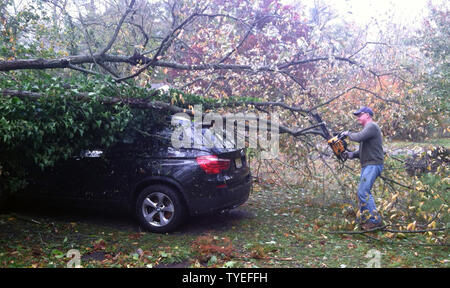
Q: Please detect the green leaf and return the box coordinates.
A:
[51,249,64,258]
[207,255,217,266]
[223,261,236,268]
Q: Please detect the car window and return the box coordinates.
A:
[111,117,238,152]
[167,123,236,149]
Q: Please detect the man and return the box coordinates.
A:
[342,106,384,230]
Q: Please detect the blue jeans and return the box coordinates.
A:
[358,164,383,224]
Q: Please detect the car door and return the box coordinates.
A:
[44,150,109,200]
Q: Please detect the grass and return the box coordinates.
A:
[0,184,448,268]
[389,138,450,149]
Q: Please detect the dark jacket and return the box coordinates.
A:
[349,122,384,167]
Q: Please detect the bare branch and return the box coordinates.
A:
[196,13,251,28]
[127,21,150,48]
[245,101,308,113]
[216,14,279,64]
[382,227,449,234]
[348,41,390,59]
[352,86,404,106]
[67,63,102,76]
[307,85,404,112]
[218,23,255,64]
[280,70,308,90]
[100,0,136,56]
[97,62,120,78]
[114,10,203,82]
[77,7,103,74]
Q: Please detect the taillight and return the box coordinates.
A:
[196,155,230,174]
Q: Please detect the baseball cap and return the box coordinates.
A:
[353,106,373,116]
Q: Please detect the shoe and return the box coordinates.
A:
[361,221,384,231]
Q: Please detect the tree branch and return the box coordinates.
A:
[67,63,102,76]
[127,21,150,48]
[0,88,326,139]
[0,54,131,71]
[100,0,136,56]
[216,14,278,64]
[114,10,203,82]
[245,101,308,114]
[348,41,389,59]
[329,225,448,235]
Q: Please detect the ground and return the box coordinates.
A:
[0,182,448,268]
[1,138,448,268]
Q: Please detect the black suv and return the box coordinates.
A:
[20,121,252,233]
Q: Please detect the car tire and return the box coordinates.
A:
[135,185,187,233]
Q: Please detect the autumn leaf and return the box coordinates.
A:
[93,239,106,251]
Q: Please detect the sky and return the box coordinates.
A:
[328,0,429,25]
[280,0,449,40]
[298,0,444,27]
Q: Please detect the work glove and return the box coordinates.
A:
[340,130,350,138]
[342,151,354,159]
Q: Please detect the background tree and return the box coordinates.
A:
[412,2,449,138]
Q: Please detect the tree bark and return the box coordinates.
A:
[0,55,131,71]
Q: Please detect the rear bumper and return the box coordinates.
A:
[188,173,252,215]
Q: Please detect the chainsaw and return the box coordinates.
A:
[311,113,349,162]
[327,132,349,161]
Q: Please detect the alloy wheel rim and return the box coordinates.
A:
[142,192,175,227]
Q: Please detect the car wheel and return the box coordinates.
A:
[135,185,187,233]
